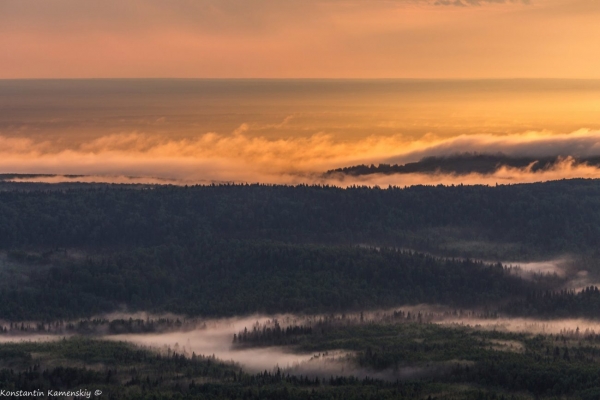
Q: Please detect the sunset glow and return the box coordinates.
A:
[2,0,600,79]
[1,1,600,184]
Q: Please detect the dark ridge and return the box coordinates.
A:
[325,153,600,176]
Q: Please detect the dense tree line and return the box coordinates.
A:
[233,321,313,347]
[0,317,198,335]
[0,180,599,253]
[503,286,600,318]
[0,242,530,320]
[1,180,598,319]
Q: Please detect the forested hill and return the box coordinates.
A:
[0,179,599,254]
[0,179,597,320]
[0,244,529,320]
[326,154,600,176]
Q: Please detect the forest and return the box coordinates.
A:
[0,243,535,320]
[4,320,600,399]
[1,179,600,398]
[0,179,599,255]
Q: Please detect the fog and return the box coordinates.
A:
[103,315,319,373]
[6,308,600,379]
[2,80,600,186]
[6,151,600,188]
[506,260,567,278]
[98,312,473,379]
[0,251,599,375]
[502,256,600,292]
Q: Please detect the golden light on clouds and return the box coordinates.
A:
[4,128,600,186]
[2,2,600,185]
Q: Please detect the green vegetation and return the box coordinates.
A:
[0,336,544,400]
[0,242,531,320]
[3,180,598,320]
[0,179,599,255]
[0,338,241,399]
[236,319,600,399]
[2,180,600,398]
[504,286,600,319]
[3,322,600,399]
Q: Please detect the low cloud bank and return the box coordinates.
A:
[2,128,600,186]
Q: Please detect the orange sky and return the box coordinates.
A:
[3,1,600,185]
[2,0,600,79]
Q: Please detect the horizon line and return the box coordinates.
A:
[2,77,600,82]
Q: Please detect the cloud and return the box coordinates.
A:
[385,129,600,164]
[322,158,600,187]
[0,128,406,183]
[3,127,600,186]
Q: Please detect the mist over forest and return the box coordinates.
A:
[0,179,600,398]
[4,0,600,395]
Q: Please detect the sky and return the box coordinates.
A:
[1,0,600,79]
[1,79,599,186]
[2,1,600,185]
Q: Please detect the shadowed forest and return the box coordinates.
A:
[2,180,600,399]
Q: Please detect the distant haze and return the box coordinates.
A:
[1,79,600,185]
